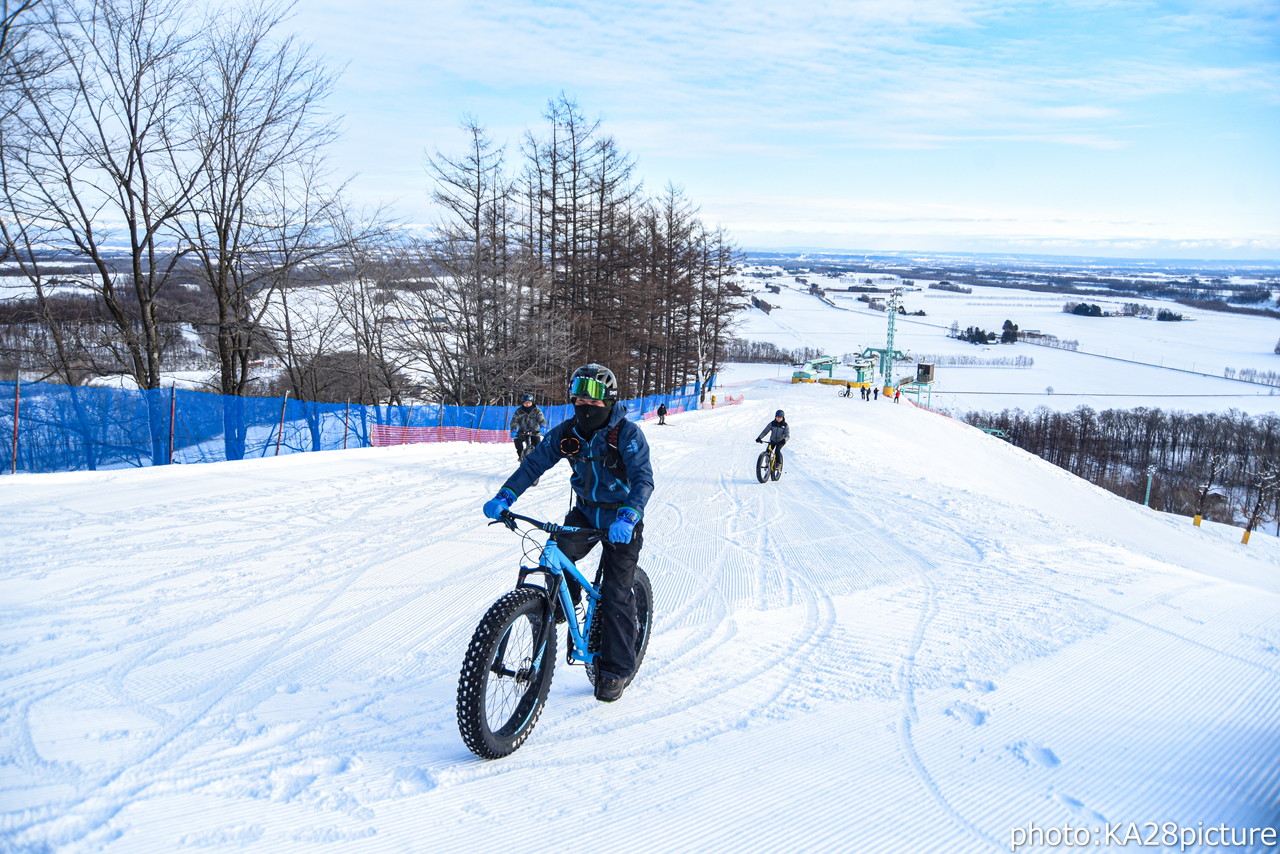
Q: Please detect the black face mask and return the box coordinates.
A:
[573,402,611,435]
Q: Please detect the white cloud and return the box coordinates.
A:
[290,0,1280,252]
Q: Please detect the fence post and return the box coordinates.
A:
[342,400,350,449]
[168,386,177,465]
[10,377,19,474]
[401,403,414,444]
[274,390,289,456]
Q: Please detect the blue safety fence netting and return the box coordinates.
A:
[0,378,713,474]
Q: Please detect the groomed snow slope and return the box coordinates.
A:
[2,367,1279,853]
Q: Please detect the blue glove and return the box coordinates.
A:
[510,429,518,439]
[483,488,516,520]
[609,508,639,544]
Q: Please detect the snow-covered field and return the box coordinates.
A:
[739,279,1280,416]
[3,364,1279,853]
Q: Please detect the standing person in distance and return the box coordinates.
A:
[509,393,545,460]
[756,409,790,470]
[482,364,654,703]
[656,402,667,425]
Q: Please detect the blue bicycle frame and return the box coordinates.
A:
[499,511,604,665]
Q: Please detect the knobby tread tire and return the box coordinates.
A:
[456,587,556,759]
[585,566,654,689]
[756,450,771,483]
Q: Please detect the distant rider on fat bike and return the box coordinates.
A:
[756,409,790,470]
[509,393,546,460]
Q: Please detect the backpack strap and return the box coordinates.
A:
[605,423,627,479]
[561,422,628,480]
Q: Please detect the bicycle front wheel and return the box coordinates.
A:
[457,588,557,759]
[756,450,771,483]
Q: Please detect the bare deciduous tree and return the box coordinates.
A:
[410,102,742,406]
[412,118,553,404]
[8,0,202,397]
[179,1,339,399]
[1240,462,1279,544]
[1192,453,1229,525]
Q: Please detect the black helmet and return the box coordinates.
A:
[775,410,785,418]
[568,363,618,401]
[521,393,534,403]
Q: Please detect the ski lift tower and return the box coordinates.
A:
[860,287,908,390]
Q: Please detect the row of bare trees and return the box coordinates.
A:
[400,99,742,406]
[1,1,741,415]
[1,0,380,401]
[249,101,743,409]
[963,406,1280,532]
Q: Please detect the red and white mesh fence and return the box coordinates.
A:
[642,405,687,420]
[370,425,509,446]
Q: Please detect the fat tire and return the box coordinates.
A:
[770,456,783,481]
[756,450,771,483]
[517,444,539,485]
[457,588,556,759]
[585,566,654,689]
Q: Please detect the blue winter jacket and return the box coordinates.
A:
[501,403,654,529]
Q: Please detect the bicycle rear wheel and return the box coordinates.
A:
[756,450,771,483]
[770,454,783,481]
[586,566,654,689]
[457,588,557,758]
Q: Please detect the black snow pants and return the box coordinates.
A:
[557,505,643,680]
[514,431,542,459]
[769,439,786,467]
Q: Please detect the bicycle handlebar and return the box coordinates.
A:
[491,509,606,539]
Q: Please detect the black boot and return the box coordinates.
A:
[595,672,625,702]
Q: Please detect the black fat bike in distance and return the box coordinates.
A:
[756,443,783,483]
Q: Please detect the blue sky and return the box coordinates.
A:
[290,0,1279,260]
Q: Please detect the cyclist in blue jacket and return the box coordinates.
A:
[482,363,654,703]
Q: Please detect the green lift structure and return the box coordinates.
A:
[860,287,909,390]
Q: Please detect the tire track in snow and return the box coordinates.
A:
[787,461,1004,850]
[3,448,524,847]
[9,548,393,847]
[914,484,1280,680]
[805,434,1280,843]
[435,410,845,776]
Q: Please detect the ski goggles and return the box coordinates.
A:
[569,376,609,400]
